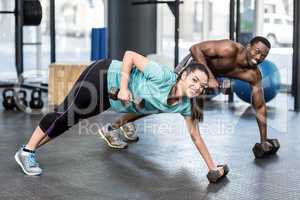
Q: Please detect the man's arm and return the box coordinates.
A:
[190,39,238,88]
[184,116,217,171]
[250,71,267,143]
[227,69,268,143]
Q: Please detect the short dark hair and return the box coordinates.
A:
[250,36,271,49]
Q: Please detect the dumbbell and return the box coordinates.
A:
[15,90,28,111]
[206,79,231,95]
[207,164,229,183]
[219,78,231,94]
[2,89,16,110]
[266,138,280,154]
[29,88,44,109]
[108,87,144,110]
[252,138,280,158]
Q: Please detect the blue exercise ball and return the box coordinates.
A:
[233,60,281,103]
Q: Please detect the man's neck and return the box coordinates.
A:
[237,47,249,67]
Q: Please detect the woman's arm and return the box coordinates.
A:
[184,116,217,171]
[119,50,149,90]
[118,51,149,103]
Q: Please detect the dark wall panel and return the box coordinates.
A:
[108,0,157,60]
[293,0,300,111]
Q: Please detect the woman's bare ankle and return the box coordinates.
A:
[24,144,36,151]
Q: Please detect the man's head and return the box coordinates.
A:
[246,36,271,67]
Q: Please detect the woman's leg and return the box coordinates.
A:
[24,61,106,151]
[36,132,51,148]
[111,113,148,129]
[35,113,148,149]
[15,60,113,175]
[109,113,148,142]
[25,126,49,150]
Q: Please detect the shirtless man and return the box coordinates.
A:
[176,36,279,158]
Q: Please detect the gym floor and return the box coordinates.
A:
[1,93,299,200]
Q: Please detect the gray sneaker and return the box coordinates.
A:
[98,124,128,149]
[120,122,139,142]
[14,147,42,176]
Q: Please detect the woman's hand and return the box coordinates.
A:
[117,88,133,105]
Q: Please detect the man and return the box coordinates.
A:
[175,36,279,158]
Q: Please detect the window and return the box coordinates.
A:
[264,18,270,23]
[0,0,16,80]
[55,0,105,62]
[286,19,293,25]
[262,0,293,87]
[157,0,229,66]
[274,18,283,24]
[0,0,106,81]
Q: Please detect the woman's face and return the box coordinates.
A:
[181,70,208,98]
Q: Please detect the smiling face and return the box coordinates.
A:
[246,41,270,67]
[181,69,209,98]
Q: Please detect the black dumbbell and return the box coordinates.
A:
[2,89,16,110]
[207,164,229,183]
[252,138,280,158]
[29,88,44,109]
[266,138,280,154]
[15,90,28,111]
[205,79,231,96]
[108,87,144,110]
[219,79,231,94]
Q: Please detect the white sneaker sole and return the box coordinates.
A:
[98,129,127,149]
[14,152,42,176]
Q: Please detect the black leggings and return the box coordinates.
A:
[39,59,112,139]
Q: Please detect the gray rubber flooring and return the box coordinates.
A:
[0,93,299,200]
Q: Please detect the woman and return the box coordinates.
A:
[14,50,228,183]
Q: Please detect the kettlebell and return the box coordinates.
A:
[29,88,44,109]
[15,90,28,111]
[2,89,16,110]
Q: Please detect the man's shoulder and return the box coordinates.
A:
[198,39,234,46]
[215,39,239,56]
[221,39,240,49]
[233,66,262,84]
[190,39,239,57]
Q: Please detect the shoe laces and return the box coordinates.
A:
[27,153,39,168]
[110,129,123,142]
[123,123,136,132]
